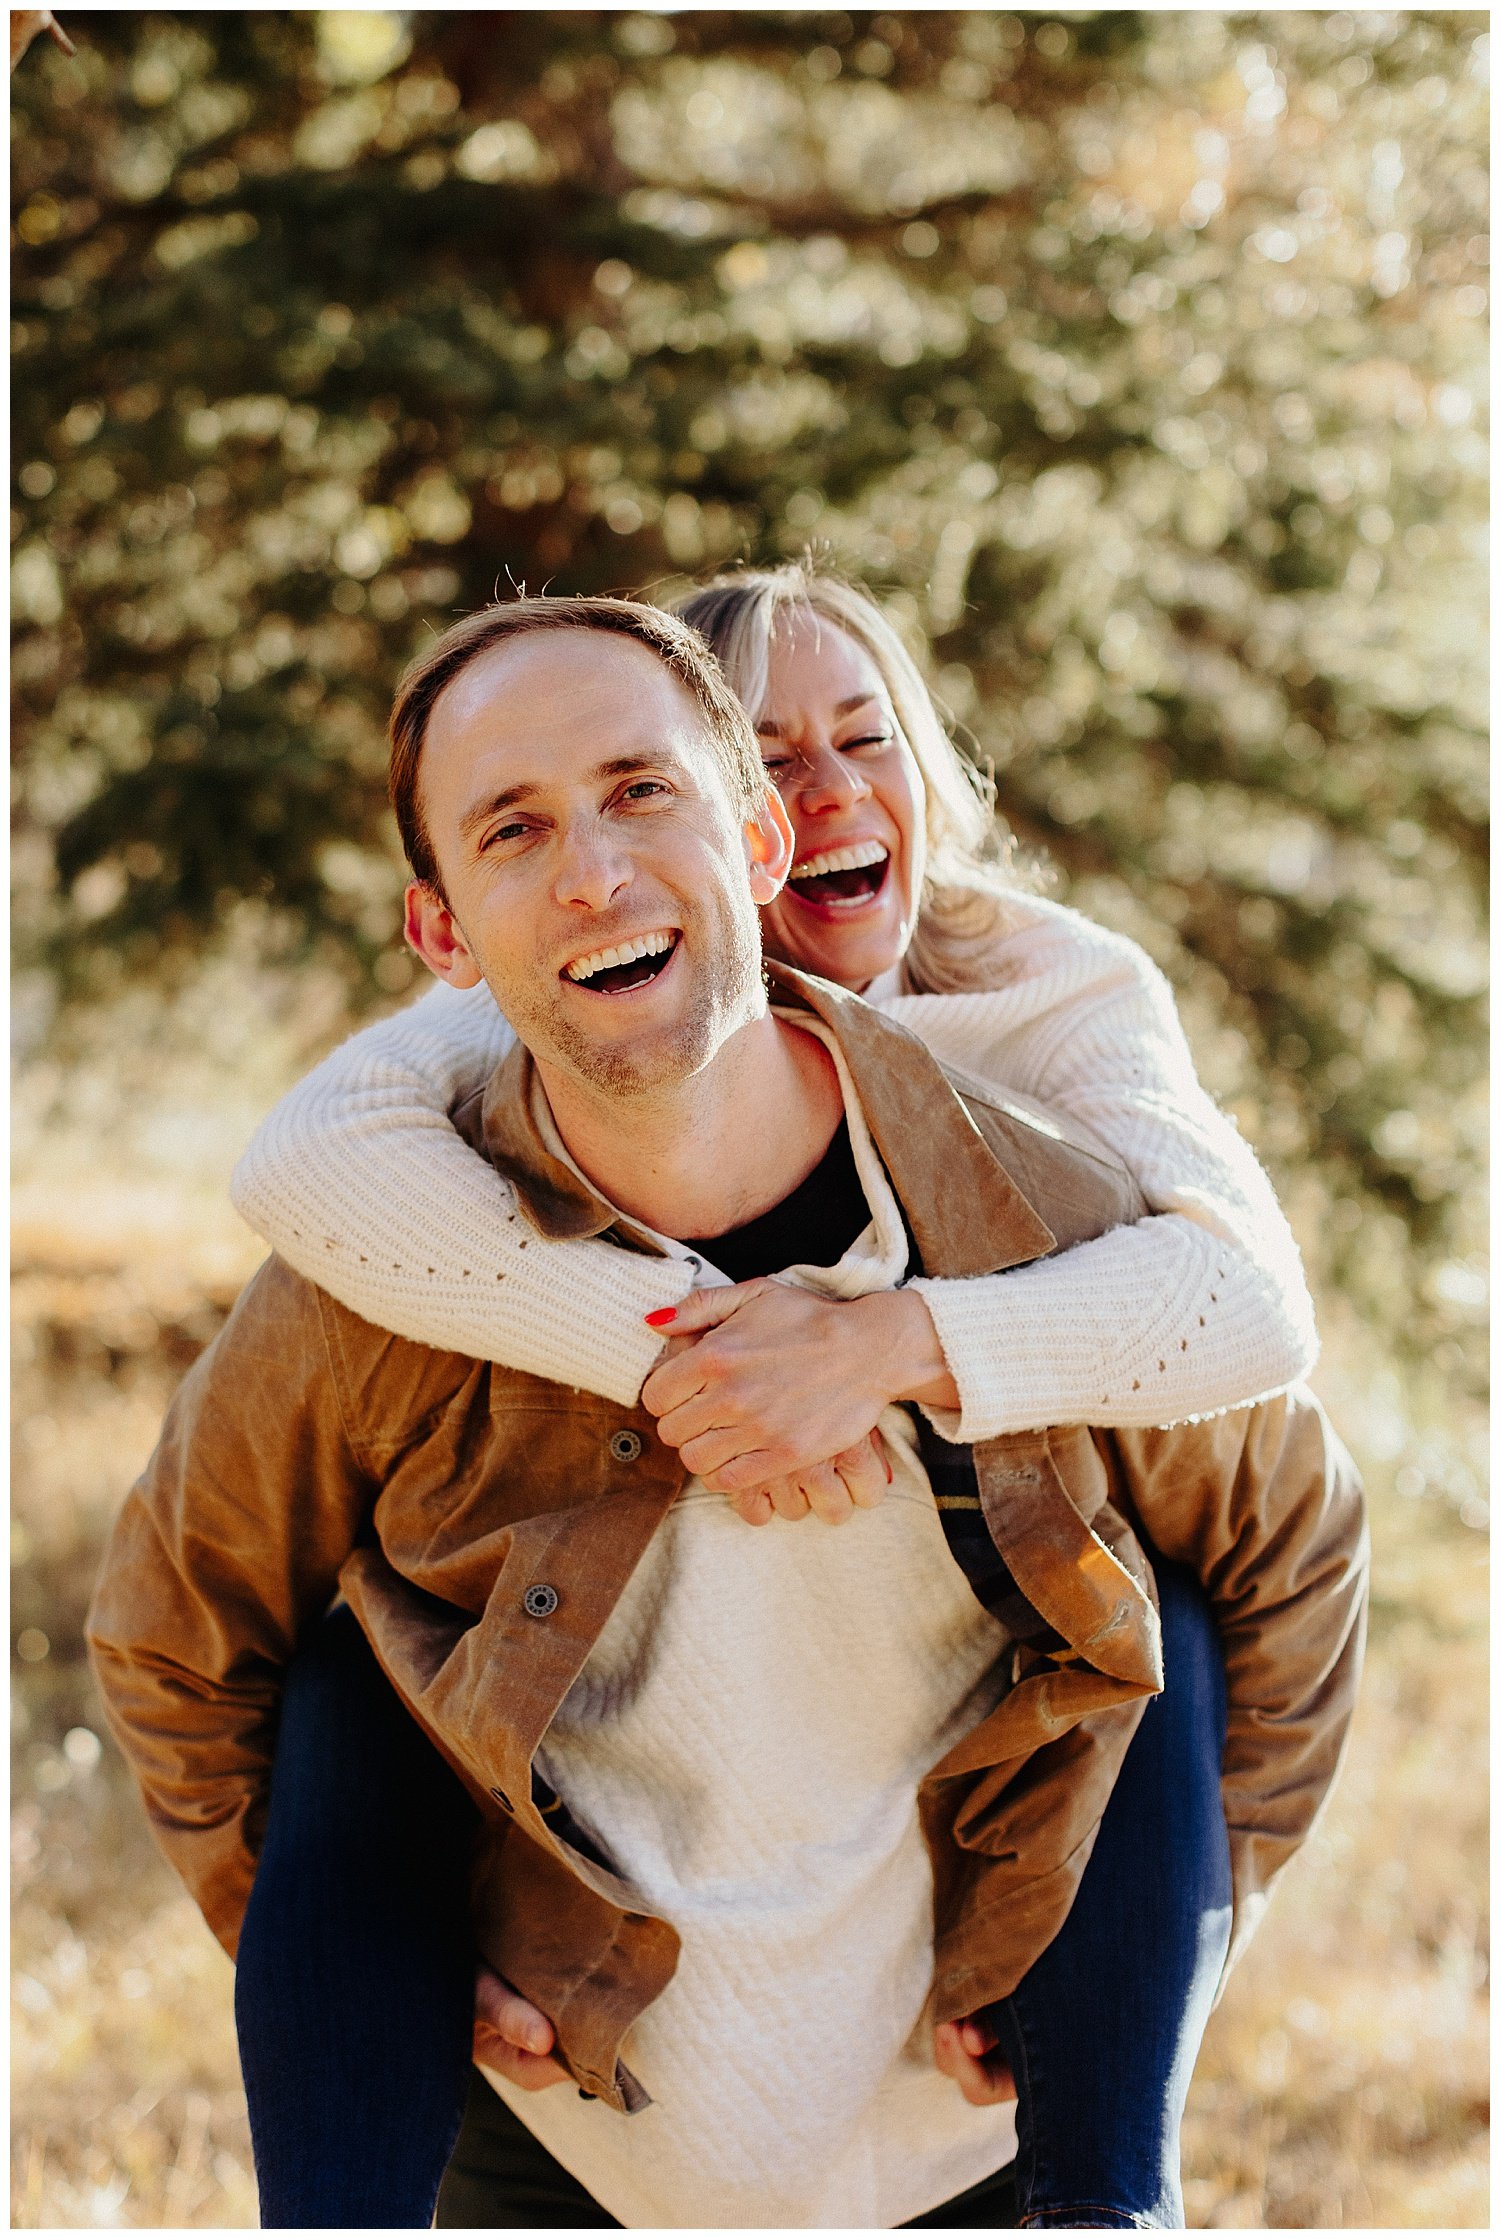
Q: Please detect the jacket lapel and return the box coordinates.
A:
[767,965,1058,1278]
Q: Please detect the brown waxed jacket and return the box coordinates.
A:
[88,967,1367,2114]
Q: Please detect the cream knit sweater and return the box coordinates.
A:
[230,895,1317,1438]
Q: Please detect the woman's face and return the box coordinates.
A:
[753,611,926,991]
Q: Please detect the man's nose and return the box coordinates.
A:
[553,819,634,910]
[796,742,873,814]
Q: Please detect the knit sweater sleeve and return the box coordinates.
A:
[885,899,1319,1442]
[229,979,692,1405]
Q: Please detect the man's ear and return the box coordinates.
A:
[404,882,483,988]
[744,785,796,905]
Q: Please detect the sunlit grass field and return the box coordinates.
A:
[11,991,1488,2228]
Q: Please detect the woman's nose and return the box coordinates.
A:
[796,744,872,813]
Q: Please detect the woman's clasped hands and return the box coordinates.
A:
[638,1278,960,1527]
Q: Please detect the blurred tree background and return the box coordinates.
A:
[10,12,1489,2229]
[11,7,1487,1414]
[11,8,1495,1415]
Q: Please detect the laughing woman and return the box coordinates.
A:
[228,563,1326,2230]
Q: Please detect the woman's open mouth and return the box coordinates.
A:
[786,840,890,910]
[562,929,681,995]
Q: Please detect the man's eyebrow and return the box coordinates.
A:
[458,783,534,841]
[456,756,671,842]
[756,694,883,739]
[593,753,663,779]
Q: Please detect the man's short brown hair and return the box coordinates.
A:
[389,595,767,894]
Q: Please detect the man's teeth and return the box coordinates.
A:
[565,931,675,983]
[791,840,889,880]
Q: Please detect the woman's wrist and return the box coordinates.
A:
[855,1288,961,1413]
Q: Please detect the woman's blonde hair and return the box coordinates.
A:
[667,560,1030,993]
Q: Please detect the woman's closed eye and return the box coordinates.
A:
[761,733,894,781]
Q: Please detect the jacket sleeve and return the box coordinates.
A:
[86,1257,377,1957]
[1106,1388,1368,1978]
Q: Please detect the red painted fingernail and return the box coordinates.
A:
[644,1308,677,1327]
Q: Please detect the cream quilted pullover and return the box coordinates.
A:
[230,895,1317,1439]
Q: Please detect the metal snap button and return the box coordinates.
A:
[523,1582,559,1619]
[610,1429,643,1463]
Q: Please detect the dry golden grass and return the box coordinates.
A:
[1181,1495,1488,2227]
[10,1016,1488,2228]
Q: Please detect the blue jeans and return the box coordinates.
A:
[994,1556,1232,2228]
[233,1608,478,2229]
[235,1561,1230,2229]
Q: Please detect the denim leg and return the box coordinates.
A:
[234,1604,480,2229]
[991,1559,1233,2231]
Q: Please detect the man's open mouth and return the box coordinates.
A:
[562,929,681,994]
[786,840,889,906]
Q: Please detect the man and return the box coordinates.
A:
[89,597,1364,2228]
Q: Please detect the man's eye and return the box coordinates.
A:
[484,820,532,849]
[620,779,669,802]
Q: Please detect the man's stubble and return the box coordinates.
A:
[470,877,767,1105]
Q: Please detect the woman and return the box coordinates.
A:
[231,563,1318,2228]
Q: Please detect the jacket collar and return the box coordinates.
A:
[763,965,1057,1278]
[476,963,1057,1278]
[477,1042,629,1245]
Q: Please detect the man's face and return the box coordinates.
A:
[406,630,791,1100]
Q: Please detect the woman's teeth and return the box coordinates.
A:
[565,930,676,986]
[792,840,888,880]
[787,840,890,904]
